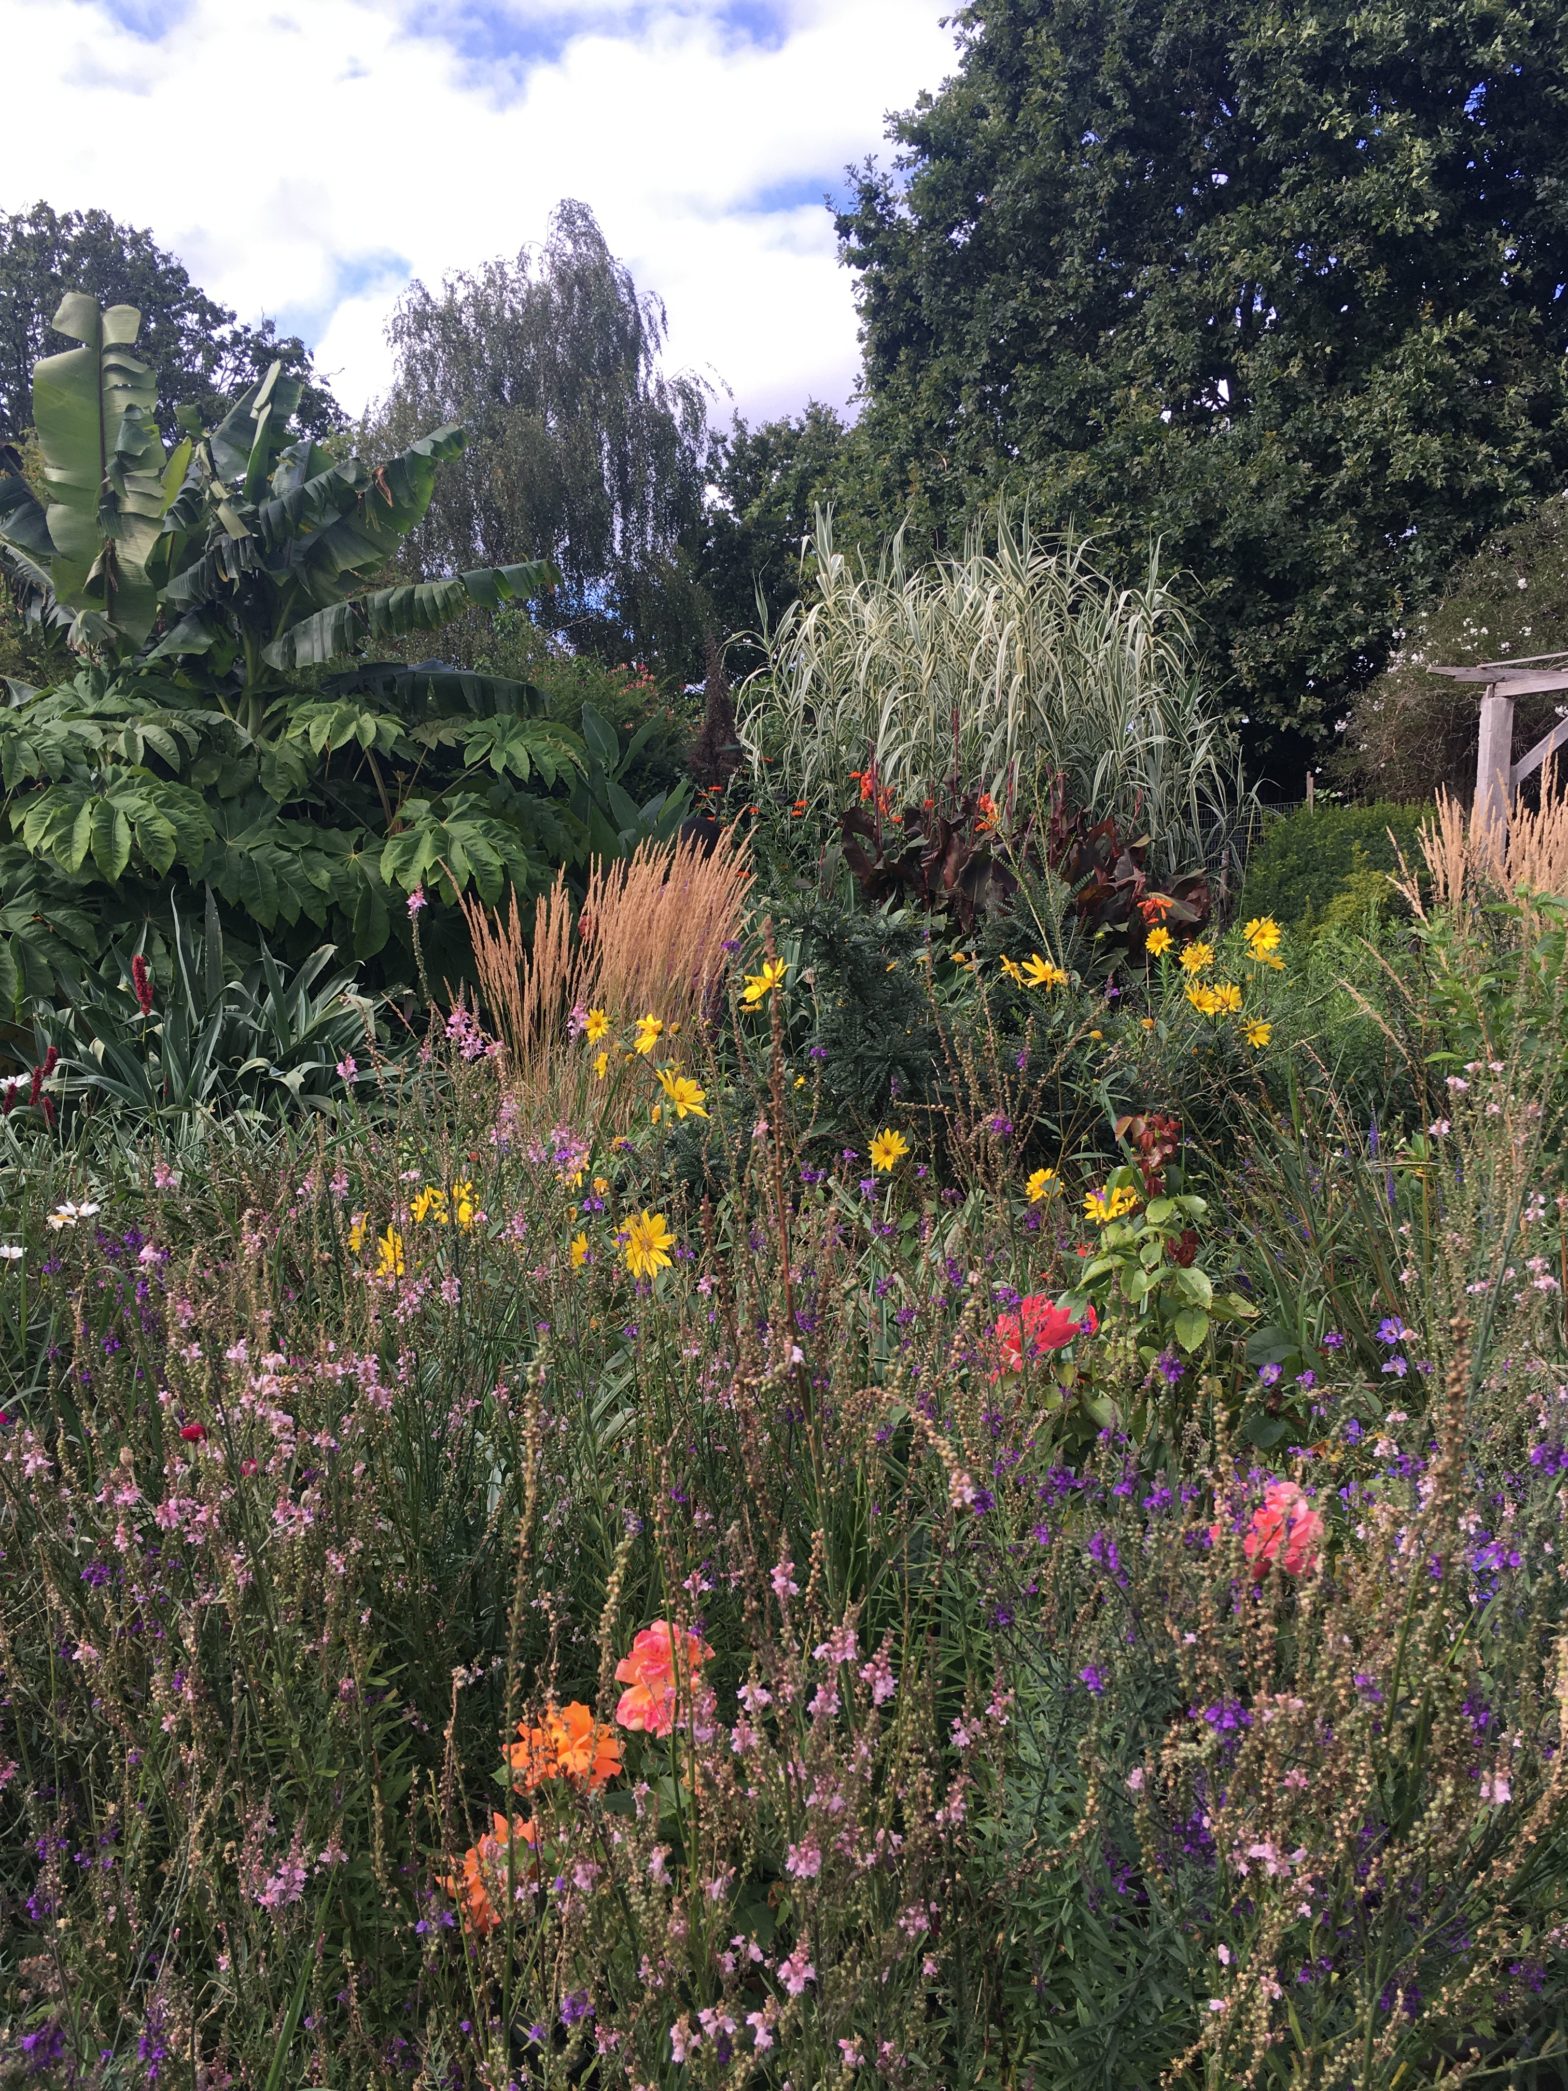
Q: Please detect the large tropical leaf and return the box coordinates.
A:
[30,295,173,646]
[262,560,558,670]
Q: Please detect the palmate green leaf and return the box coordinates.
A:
[19,772,214,881]
[380,794,537,906]
[284,698,412,759]
[0,848,103,1014]
[262,560,559,671]
[409,712,582,785]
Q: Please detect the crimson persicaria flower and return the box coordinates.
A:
[179,1423,207,1442]
[131,954,155,1017]
[1218,1481,1324,1582]
[994,1294,1096,1373]
[613,1620,714,1736]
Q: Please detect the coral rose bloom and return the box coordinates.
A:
[1236,1481,1324,1581]
[613,1620,715,1736]
[995,1294,1097,1374]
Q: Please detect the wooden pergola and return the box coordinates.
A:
[1428,651,1568,837]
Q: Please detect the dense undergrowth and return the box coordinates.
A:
[2,834,1567,2089]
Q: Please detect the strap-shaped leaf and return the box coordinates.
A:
[263,559,558,670]
[31,297,171,646]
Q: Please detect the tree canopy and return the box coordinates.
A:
[374,201,713,673]
[0,202,341,445]
[834,0,1568,768]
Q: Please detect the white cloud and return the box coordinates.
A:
[1,0,960,424]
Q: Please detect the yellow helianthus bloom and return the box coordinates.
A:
[633,1014,663,1056]
[740,959,788,1007]
[593,1050,609,1079]
[624,1210,676,1281]
[1211,981,1243,1014]
[1185,982,1221,1016]
[656,1068,709,1119]
[1243,916,1282,954]
[1026,1166,1058,1203]
[570,1232,589,1268]
[1000,955,1025,984]
[1084,1185,1139,1226]
[1179,941,1214,975]
[1021,954,1069,990]
[869,1127,910,1172]
[375,1225,406,1278]
[1244,1019,1273,1050]
[1146,927,1173,958]
[584,1007,610,1043]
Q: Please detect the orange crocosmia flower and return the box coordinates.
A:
[440,1813,537,1934]
[613,1620,715,1737]
[1138,894,1173,922]
[506,1702,623,1792]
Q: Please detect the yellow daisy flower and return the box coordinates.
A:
[570,1232,589,1268]
[633,1014,663,1056]
[1178,940,1214,975]
[1026,1166,1058,1203]
[740,959,788,1007]
[375,1225,406,1279]
[584,1007,609,1043]
[1021,954,1069,990]
[624,1210,675,1281]
[1146,926,1173,958]
[1244,1019,1273,1049]
[656,1068,709,1119]
[869,1128,910,1172]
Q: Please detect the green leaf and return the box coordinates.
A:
[262,560,559,671]
[1173,1306,1210,1352]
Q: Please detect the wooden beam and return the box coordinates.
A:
[1513,712,1568,788]
[1475,684,1514,841]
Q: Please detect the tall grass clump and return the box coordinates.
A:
[738,507,1246,876]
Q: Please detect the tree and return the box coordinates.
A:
[374,201,712,673]
[702,403,853,658]
[0,294,593,1011]
[835,0,1568,771]
[1335,490,1568,802]
[0,202,341,445]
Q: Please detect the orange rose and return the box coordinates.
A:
[506,1701,623,1792]
[440,1812,536,1934]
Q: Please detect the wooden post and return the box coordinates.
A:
[1474,683,1514,843]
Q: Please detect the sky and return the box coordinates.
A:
[1,0,962,426]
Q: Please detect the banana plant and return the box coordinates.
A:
[0,295,590,1011]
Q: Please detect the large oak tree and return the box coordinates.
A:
[835,0,1568,768]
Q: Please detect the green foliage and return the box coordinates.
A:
[0,295,587,1007]
[1239,800,1427,928]
[0,200,340,444]
[834,0,1568,755]
[36,904,381,1125]
[373,201,713,674]
[1339,491,1568,801]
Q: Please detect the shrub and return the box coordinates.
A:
[1239,800,1427,930]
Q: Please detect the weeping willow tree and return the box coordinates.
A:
[739,508,1246,878]
[372,201,713,672]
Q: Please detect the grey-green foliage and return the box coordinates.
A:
[738,506,1246,878]
[36,902,380,1125]
[373,200,712,671]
